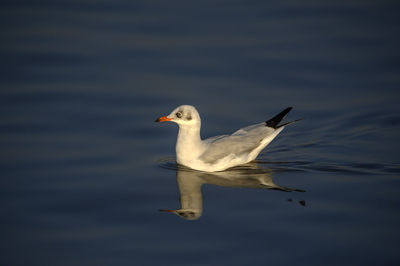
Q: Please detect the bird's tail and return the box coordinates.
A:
[275,118,303,128]
[265,107,302,129]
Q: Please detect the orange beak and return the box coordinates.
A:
[155,116,172,122]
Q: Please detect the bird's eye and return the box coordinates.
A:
[176,111,182,118]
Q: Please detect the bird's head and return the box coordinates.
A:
[155,105,201,127]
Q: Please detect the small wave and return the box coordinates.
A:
[157,157,400,176]
[157,157,193,172]
[262,160,400,175]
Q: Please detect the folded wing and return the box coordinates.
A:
[200,123,276,164]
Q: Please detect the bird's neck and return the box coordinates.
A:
[176,124,204,163]
[177,124,202,146]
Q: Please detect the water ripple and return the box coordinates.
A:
[158,157,400,176]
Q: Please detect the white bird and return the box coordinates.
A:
[155,105,299,172]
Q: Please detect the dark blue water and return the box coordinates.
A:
[1,1,400,265]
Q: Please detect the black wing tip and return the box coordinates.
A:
[265,107,293,128]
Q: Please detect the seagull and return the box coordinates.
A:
[155,105,300,172]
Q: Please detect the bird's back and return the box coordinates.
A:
[199,123,281,164]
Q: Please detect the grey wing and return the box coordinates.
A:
[202,134,230,144]
[200,123,276,164]
[231,123,268,136]
[232,122,276,137]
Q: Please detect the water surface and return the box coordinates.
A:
[1,0,400,265]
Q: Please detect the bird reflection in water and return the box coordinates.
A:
[160,162,305,220]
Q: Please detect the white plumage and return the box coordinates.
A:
[156,105,297,172]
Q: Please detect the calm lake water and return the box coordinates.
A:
[1,0,400,265]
